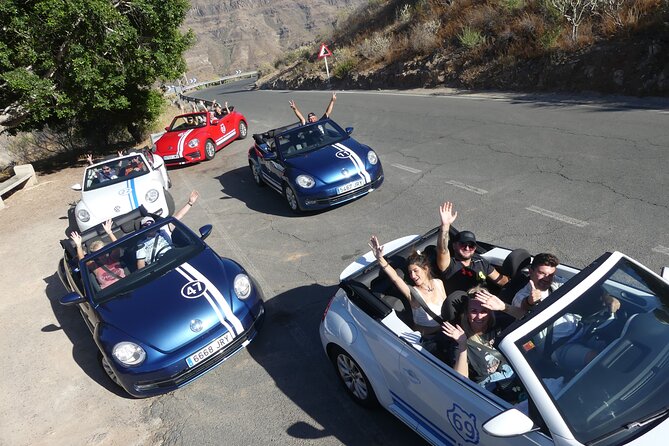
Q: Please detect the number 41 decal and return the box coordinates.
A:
[181,280,207,299]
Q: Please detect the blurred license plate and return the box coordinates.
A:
[337,179,364,194]
[186,332,234,367]
[163,154,179,160]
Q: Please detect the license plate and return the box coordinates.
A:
[163,154,179,160]
[336,179,365,194]
[186,332,234,367]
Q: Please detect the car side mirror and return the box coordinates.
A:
[345,127,354,135]
[661,266,669,281]
[60,292,85,306]
[211,118,218,125]
[71,183,82,191]
[263,151,277,161]
[482,408,536,437]
[165,126,170,131]
[199,224,212,240]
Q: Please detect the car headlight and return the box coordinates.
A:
[112,342,146,366]
[145,188,159,203]
[296,174,315,189]
[188,138,200,148]
[76,209,90,222]
[367,150,378,165]
[234,274,252,300]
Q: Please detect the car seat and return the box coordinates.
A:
[498,249,532,304]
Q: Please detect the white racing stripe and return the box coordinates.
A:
[176,263,244,336]
[215,130,237,146]
[177,129,194,158]
[333,142,371,183]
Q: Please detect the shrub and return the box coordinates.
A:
[357,33,392,60]
[458,26,487,49]
[396,4,412,24]
[333,58,357,79]
[501,0,526,11]
[410,19,442,53]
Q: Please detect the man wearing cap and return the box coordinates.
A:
[436,201,509,323]
[136,190,199,269]
[212,101,230,120]
[289,92,337,125]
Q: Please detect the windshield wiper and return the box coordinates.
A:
[588,407,669,445]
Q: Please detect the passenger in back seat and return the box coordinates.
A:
[369,235,448,336]
[70,219,126,289]
[436,201,509,323]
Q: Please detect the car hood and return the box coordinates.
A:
[155,129,197,156]
[285,139,374,184]
[80,176,161,221]
[97,250,251,353]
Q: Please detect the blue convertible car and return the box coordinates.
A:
[248,119,384,212]
[57,207,265,397]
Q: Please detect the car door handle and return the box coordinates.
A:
[403,368,421,384]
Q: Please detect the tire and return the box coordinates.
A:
[250,161,265,187]
[165,189,175,215]
[204,139,216,160]
[330,346,378,408]
[283,184,300,213]
[99,352,123,388]
[238,120,248,139]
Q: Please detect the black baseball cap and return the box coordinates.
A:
[453,231,477,244]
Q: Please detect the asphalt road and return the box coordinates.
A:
[5,78,667,445]
[145,79,669,444]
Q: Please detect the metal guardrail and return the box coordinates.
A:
[176,71,258,110]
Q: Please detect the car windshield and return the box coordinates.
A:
[516,257,669,445]
[169,113,207,131]
[83,155,150,191]
[82,219,205,304]
[276,120,347,159]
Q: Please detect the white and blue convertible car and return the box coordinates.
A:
[320,227,669,445]
[248,119,383,213]
[58,207,265,397]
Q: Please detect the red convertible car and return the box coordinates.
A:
[153,108,248,166]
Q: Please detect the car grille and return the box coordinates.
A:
[133,319,261,392]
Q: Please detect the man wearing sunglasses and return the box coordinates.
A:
[436,201,509,323]
[288,92,337,126]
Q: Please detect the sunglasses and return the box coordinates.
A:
[459,242,476,249]
[142,221,154,228]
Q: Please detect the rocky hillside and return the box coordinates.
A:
[182,0,367,79]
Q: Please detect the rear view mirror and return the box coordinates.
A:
[199,224,212,240]
[60,292,85,306]
[71,184,82,191]
[483,408,535,437]
[345,127,354,135]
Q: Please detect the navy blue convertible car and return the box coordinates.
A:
[57,207,265,397]
[248,119,384,212]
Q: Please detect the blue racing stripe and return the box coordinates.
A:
[390,390,457,446]
[128,178,139,208]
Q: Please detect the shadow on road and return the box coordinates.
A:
[246,283,425,445]
[42,268,131,398]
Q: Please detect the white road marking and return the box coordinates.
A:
[445,180,488,195]
[391,163,422,174]
[652,245,669,256]
[526,206,589,227]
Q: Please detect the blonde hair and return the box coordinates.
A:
[89,240,104,252]
[460,285,495,342]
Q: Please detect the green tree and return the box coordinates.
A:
[0,0,193,142]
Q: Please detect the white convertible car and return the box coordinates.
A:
[71,151,172,232]
[320,227,669,446]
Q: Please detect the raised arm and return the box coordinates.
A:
[442,322,469,378]
[70,231,85,261]
[289,100,306,125]
[224,101,230,114]
[436,201,457,272]
[170,190,199,230]
[369,235,411,300]
[102,219,117,243]
[324,92,336,118]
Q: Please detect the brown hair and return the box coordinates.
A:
[531,253,559,270]
[407,248,433,281]
[460,285,495,339]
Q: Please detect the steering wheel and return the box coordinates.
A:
[153,245,171,262]
[581,308,617,337]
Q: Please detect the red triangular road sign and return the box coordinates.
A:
[317,43,332,59]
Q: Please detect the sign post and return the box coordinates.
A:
[317,43,333,82]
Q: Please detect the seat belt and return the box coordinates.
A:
[410,287,445,326]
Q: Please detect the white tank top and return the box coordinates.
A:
[411,289,442,327]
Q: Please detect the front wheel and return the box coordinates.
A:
[284,184,301,213]
[204,140,216,160]
[99,353,122,388]
[250,161,264,187]
[238,120,248,139]
[330,346,378,408]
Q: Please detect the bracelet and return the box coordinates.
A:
[380,262,389,269]
[187,202,193,206]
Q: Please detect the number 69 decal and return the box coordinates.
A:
[181,280,207,299]
[446,403,479,444]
